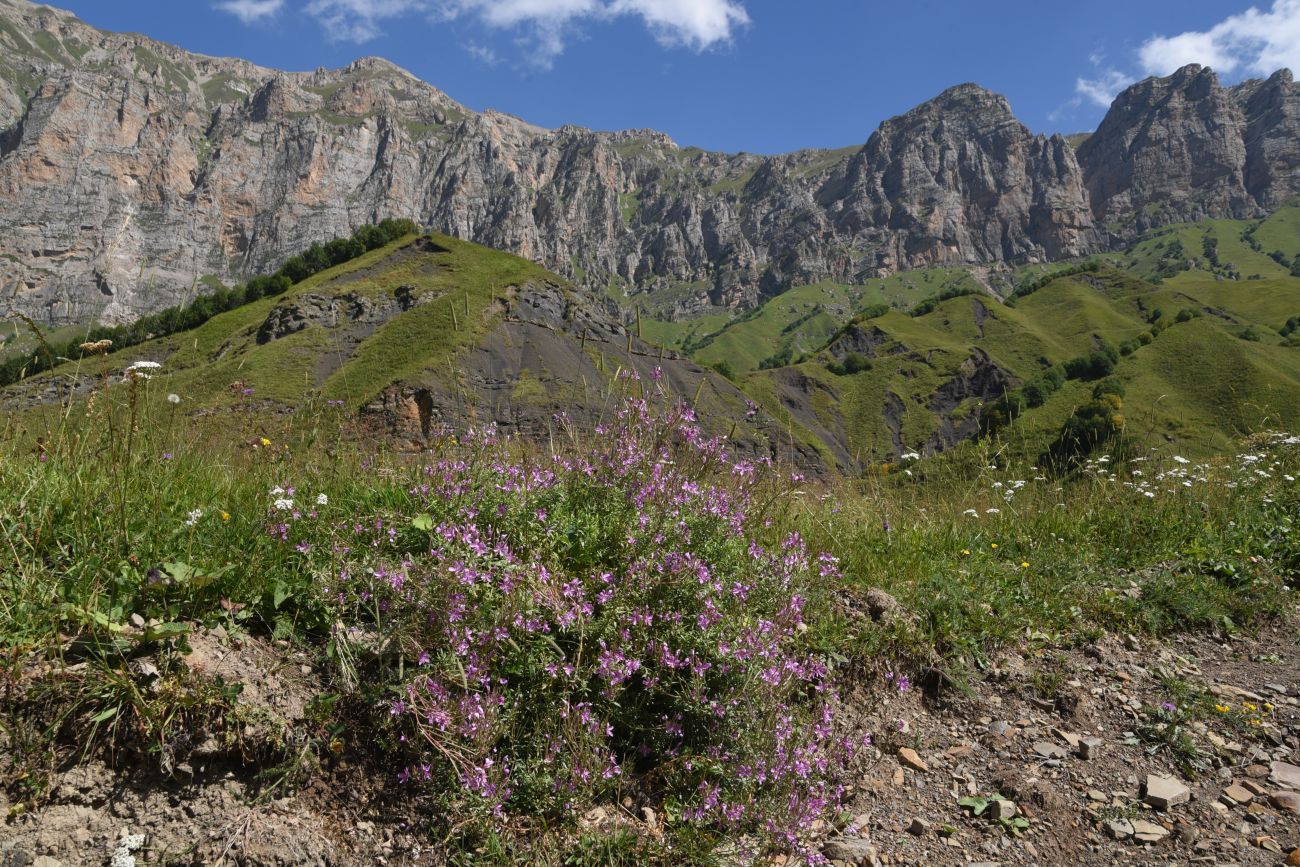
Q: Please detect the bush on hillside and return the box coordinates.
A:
[283,389,861,856]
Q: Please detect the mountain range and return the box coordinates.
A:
[1,0,1298,327]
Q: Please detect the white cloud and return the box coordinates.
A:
[608,0,748,50]
[304,0,426,42]
[1075,67,1135,108]
[215,0,286,24]
[436,0,748,68]
[1139,0,1300,76]
[465,40,499,64]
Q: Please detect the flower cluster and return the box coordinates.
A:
[286,387,860,859]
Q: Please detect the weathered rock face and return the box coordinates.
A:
[1235,68,1300,210]
[0,0,1297,328]
[825,84,1098,270]
[1077,64,1300,238]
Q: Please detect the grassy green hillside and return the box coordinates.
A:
[6,205,1300,476]
[11,233,554,411]
[624,204,1300,468]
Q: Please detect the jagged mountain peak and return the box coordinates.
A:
[1,2,1299,327]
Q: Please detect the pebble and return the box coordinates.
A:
[1144,774,1191,810]
[822,837,879,862]
[1104,819,1134,840]
[1257,836,1283,853]
[907,818,931,836]
[1222,783,1253,805]
[1132,820,1170,843]
[1032,741,1068,760]
[1271,791,1300,815]
[1078,737,1103,760]
[1270,761,1300,790]
[898,748,928,772]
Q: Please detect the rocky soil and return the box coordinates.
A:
[2,620,1297,866]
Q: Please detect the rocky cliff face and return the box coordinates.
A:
[1076,64,1300,238]
[0,0,1297,327]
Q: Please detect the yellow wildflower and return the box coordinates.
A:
[1249,718,1262,727]
[260,437,272,447]
[220,511,231,522]
[1214,703,1231,713]
[1243,702,1257,712]
[991,543,999,549]
[1020,561,1030,568]
[1264,702,1274,711]
[961,549,971,556]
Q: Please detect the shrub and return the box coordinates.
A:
[1043,389,1126,468]
[910,286,979,317]
[1009,260,1100,301]
[759,346,794,370]
[300,393,860,857]
[826,352,871,376]
[1063,350,1115,381]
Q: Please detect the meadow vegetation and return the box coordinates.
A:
[1,356,1296,862]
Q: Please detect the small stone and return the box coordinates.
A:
[1077,737,1103,760]
[898,748,928,772]
[821,838,879,862]
[1258,836,1283,853]
[990,800,1017,820]
[1104,819,1134,840]
[1087,789,1107,801]
[1287,849,1300,867]
[907,818,931,836]
[1245,764,1270,778]
[1223,784,1253,805]
[1144,774,1190,810]
[1270,761,1300,790]
[892,768,906,787]
[1271,791,1300,815]
[1132,820,1170,843]
[1241,780,1268,796]
[1053,729,1080,748]
[641,806,657,831]
[1032,741,1067,760]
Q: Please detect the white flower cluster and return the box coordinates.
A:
[110,833,146,867]
[123,360,161,380]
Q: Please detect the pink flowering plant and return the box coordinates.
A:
[285,387,860,857]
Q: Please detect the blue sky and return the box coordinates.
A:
[54,0,1300,154]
